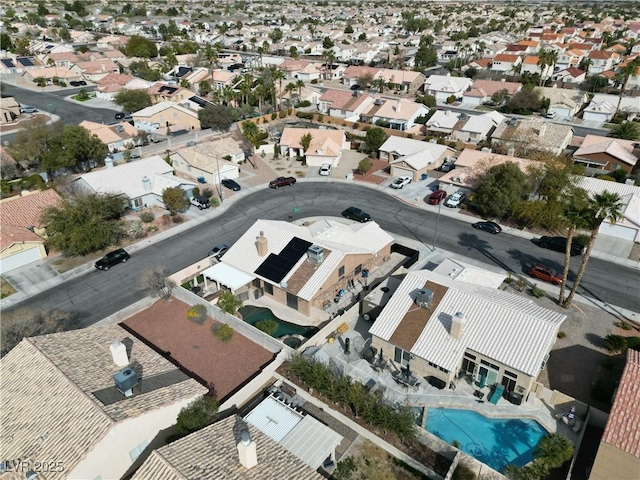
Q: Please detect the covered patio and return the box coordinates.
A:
[201,262,254,294]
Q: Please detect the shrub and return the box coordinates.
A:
[202,188,214,198]
[278,111,287,118]
[255,319,278,335]
[271,112,277,120]
[357,158,372,174]
[186,304,207,325]
[317,114,324,121]
[209,196,220,207]
[146,225,158,232]
[615,320,633,331]
[353,123,359,129]
[212,323,234,342]
[296,111,314,119]
[172,214,185,224]
[452,464,476,480]
[557,331,566,339]
[295,100,311,108]
[175,395,219,436]
[531,286,546,298]
[139,212,155,223]
[161,214,172,225]
[311,78,318,84]
[604,334,627,353]
[625,336,640,350]
[192,187,200,196]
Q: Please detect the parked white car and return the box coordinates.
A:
[390,176,412,189]
[319,164,332,176]
[445,192,466,208]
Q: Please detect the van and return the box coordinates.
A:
[190,195,210,210]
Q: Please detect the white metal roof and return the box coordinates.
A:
[280,415,344,470]
[202,262,255,291]
[244,395,302,443]
[433,258,506,289]
[369,270,566,377]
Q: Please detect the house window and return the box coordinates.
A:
[462,357,476,374]
[611,164,621,170]
[264,283,273,295]
[480,359,499,370]
[129,440,149,461]
[501,371,518,392]
[133,198,143,207]
[338,266,345,277]
[286,292,298,310]
[354,264,362,275]
[394,347,410,366]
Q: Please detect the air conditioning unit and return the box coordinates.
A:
[113,367,139,397]
[307,244,324,264]
[415,288,434,308]
[115,125,124,133]
[186,140,197,147]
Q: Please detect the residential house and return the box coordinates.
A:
[132,415,323,480]
[426,110,465,137]
[342,65,380,87]
[491,118,573,155]
[463,58,493,72]
[453,111,507,145]
[360,98,429,132]
[583,93,640,122]
[587,50,620,73]
[520,55,554,79]
[317,89,375,121]
[589,350,640,480]
[44,51,80,68]
[462,79,522,106]
[73,156,197,210]
[279,128,348,168]
[95,73,137,101]
[573,134,639,174]
[0,324,207,480]
[279,59,317,80]
[210,69,237,92]
[369,269,565,398]
[132,101,201,131]
[0,146,18,177]
[0,96,19,124]
[551,67,587,84]
[0,189,61,272]
[423,75,473,102]
[170,140,243,184]
[534,86,588,119]
[70,30,94,43]
[73,59,120,82]
[220,219,394,322]
[378,136,455,181]
[147,84,198,105]
[78,120,140,153]
[490,54,522,74]
[555,49,586,71]
[22,65,83,84]
[378,68,425,93]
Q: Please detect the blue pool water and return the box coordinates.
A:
[239,306,319,339]
[425,408,548,472]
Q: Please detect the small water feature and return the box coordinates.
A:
[239,306,318,344]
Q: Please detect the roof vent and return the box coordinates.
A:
[374,98,383,105]
[307,244,324,264]
[110,340,129,367]
[113,367,139,397]
[115,125,124,133]
[415,288,434,309]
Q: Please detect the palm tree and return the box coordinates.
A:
[558,190,590,305]
[609,121,640,140]
[614,57,640,117]
[535,433,574,469]
[563,191,624,308]
[270,67,285,111]
[295,79,305,96]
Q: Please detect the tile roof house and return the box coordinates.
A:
[590,349,640,480]
[279,128,349,168]
[79,120,140,153]
[0,96,19,124]
[95,72,137,100]
[490,54,522,73]
[452,111,507,145]
[425,110,466,137]
[73,156,197,210]
[132,101,201,132]
[0,324,207,480]
[378,136,455,181]
[318,89,375,121]
[573,134,640,174]
[492,117,573,155]
[587,50,621,73]
[0,189,62,273]
[220,219,394,322]
[462,79,522,106]
[132,415,323,480]
[534,86,588,119]
[73,59,120,82]
[551,67,587,84]
[169,139,243,184]
[423,75,473,102]
[369,270,566,398]
[583,93,640,123]
[360,98,429,132]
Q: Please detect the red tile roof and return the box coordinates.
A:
[0,189,62,249]
[601,349,640,457]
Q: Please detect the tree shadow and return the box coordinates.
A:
[584,333,605,349]
[507,245,567,278]
[457,232,511,272]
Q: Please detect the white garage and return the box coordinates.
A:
[390,165,415,180]
[0,245,44,273]
[599,222,637,241]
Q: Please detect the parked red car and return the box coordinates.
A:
[428,190,447,205]
[269,176,297,188]
[528,264,563,285]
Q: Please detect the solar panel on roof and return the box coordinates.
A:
[254,237,312,284]
[159,85,177,94]
[17,57,34,66]
[1,59,15,68]
[189,96,214,108]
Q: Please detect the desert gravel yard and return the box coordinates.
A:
[124,297,275,400]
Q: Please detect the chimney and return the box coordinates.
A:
[141,176,151,192]
[110,340,129,366]
[256,231,268,256]
[237,430,258,469]
[450,311,465,339]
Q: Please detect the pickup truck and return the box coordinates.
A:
[269,176,297,188]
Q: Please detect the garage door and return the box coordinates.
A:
[391,166,415,181]
[599,222,637,241]
[0,247,43,274]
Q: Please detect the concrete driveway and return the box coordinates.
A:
[2,260,61,300]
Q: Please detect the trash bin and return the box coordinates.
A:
[421,173,428,180]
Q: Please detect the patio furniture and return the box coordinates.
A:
[489,384,504,404]
[474,390,485,400]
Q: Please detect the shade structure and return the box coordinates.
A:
[202,262,255,291]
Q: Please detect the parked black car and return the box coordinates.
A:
[115,112,129,120]
[536,236,586,256]
[472,221,502,234]
[95,248,130,270]
[269,176,296,188]
[222,179,241,191]
[342,206,371,223]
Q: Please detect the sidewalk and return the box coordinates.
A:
[2,177,639,316]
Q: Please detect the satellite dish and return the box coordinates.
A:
[280,281,288,289]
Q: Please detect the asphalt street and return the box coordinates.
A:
[6,183,638,328]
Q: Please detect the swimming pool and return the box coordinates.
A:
[239,306,318,341]
[425,408,548,472]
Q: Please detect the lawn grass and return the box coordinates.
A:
[1,277,16,299]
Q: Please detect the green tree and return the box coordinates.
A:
[124,35,158,58]
[41,125,108,177]
[41,193,128,256]
[609,122,640,140]
[415,35,438,68]
[0,33,14,51]
[563,191,623,308]
[162,187,189,215]
[7,119,63,171]
[491,88,509,105]
[415,94,437,108]
[503,89,545,114]
[358,158,372,175]
[344,24,354,34]
[199,80,212,96]
[217,290,242,314]
[198,105,234,131]
[128,61,163,81]
[535,433,574,469]
[114,89,152,113]
[300,132,313,154]
[255,319,278,335]
[364,127,388,155]
[614,57,640,117]
[475,162,530,218]
[322,36,334,49]
[269,27,283,43]
[242,121,268,150]
[175,396,219,436]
